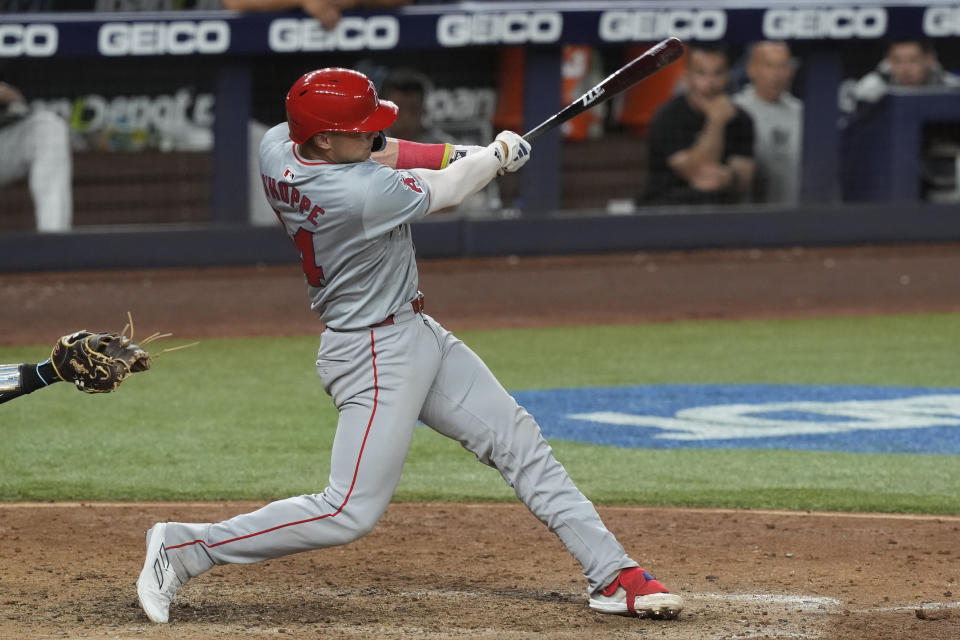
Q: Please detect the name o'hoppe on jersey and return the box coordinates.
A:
[260,169,325,225]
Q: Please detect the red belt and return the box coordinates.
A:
[369,294,425,328]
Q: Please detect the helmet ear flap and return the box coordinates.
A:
[371,131,386,152]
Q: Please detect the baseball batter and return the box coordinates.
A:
[136,68,682,623]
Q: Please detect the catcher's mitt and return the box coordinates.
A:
[50,331,151,393]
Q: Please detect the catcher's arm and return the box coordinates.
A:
[0,360,60,405]
[1,328,156,404]
[50,331,151,394]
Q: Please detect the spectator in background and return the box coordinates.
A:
[223,0,408,29]
[0,81,72,232]
[733,41,803,206]
[843,40,960,112]
[380,67,501,215]
[379,67,456,144]
[840,40,960,202]
[643,44,755,206]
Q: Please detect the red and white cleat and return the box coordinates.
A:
[589,567,683,619]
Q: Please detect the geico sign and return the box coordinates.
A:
[599,10,726,42]
[923,6,960,36]
[0,24,57,57]
[437,12,562,46]
[763,8,887,39]
[269,16,398,51]
[98,20,230,56]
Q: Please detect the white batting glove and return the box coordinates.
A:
[490,131,532,174]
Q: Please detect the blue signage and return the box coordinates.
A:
[511,384,960,454]
[0,4,957,59]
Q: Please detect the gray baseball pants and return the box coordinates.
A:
[161,309,635,593]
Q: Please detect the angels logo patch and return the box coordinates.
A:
[402,176,423,193]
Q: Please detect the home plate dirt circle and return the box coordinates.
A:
[1,503,957,640]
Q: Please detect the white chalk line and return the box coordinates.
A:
[687,592,841,611]
[685,593,959,639]
[847,601,960,614]
[687,592,960,614]
[375,588,960,618]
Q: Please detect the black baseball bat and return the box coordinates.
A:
[523,37,685,142]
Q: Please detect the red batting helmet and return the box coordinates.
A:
[285,68,399,144]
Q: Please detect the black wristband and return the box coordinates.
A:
[20,361,59,394]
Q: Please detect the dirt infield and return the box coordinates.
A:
[2,243,959,639]
[1,503,958,640]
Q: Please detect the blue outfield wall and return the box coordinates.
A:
[0,203,958,273]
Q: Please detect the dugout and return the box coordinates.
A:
[1,1,959,271]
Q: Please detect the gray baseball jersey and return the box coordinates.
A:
[259,123,426,329]
[154,123,637,599]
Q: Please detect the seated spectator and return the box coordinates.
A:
[223,0,409,30]
[643,44,755,206]
[840,40,960,202]
[844,40,960,112]
[733,41,803,206]
[0,81,72,232]
[379,68,456,144]
[380,67,500,215]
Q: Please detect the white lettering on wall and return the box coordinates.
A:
[763,8,887,39]
[0,24,58,57]
[599,10,726,42]
[98,20,230,56]
[437,12,563,47]
[268,16,398,52]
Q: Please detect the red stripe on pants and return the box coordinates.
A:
[166,329,380,551]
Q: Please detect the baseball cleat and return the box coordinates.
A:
[136,523,183,623]
[589,567,683,619]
